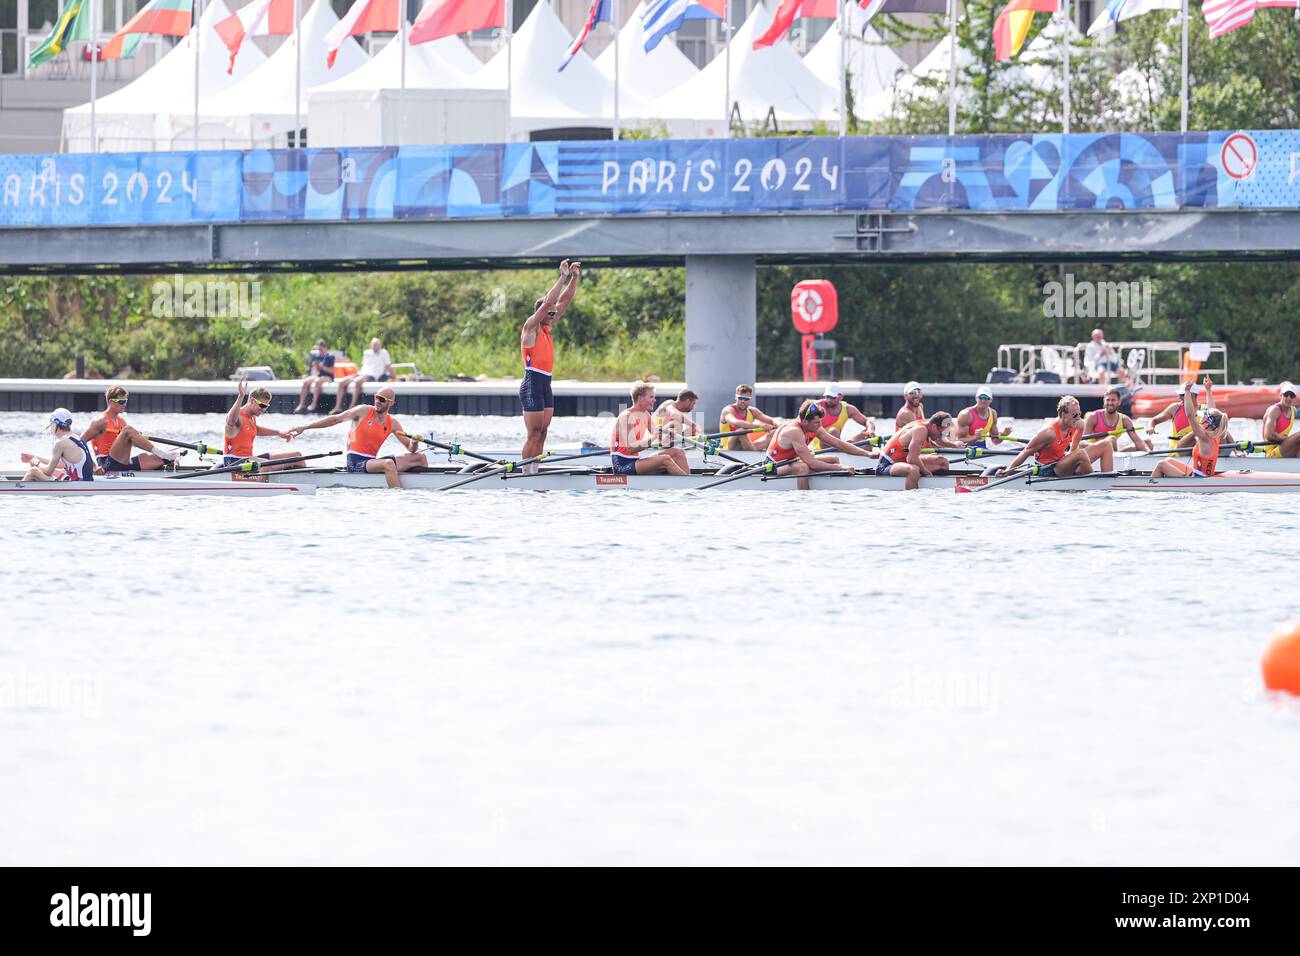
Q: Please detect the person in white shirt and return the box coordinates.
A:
[335,337,393,413]
[1083,329,1119,385]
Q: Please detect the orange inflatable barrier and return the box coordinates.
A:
[1130,385,1278,420]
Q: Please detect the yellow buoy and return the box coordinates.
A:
[1262,620,1300,695]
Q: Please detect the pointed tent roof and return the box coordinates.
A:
[308,27,480,92]
[62,0,265,150]
[198,0,368,143]
[803,12,905,113]
[648,0,838,131]
[593,1,698,102]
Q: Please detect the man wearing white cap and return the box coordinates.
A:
[956,386,1014,447]
[20,409,96,482]
[812,383,874,451]
[895,382,926,429]
[1262,381,1300,458]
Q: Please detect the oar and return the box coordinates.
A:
[1025,469,1127,485]
[169,451,340,479]
[684,433,749,466]
[145,435,223,457]
[696,436,878,491]
[396,433,503,465]
[433,448,613,492]
[698,426,766,441]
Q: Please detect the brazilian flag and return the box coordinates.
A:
[28,0,91,69]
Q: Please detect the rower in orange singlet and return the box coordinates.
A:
[1262,380,1300,458]
[1153,377,1231,477]
[609,383,691,476]
[520,259,581,469]
[764,400,873,490]
[79,384,180,473]
[997,396,1112,478]
[290,386,427,489]
[875,412,959,490]
[222,381,303,472]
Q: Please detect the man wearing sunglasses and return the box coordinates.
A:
[719,385,777,451]
[1262,381,1300,458]
[80,384,180,474]
[994,396,1113,479]
[289,386,427,489]
[895,381,927,429]
[223,381,303,471]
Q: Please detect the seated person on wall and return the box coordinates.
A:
[335,337,393,413]
[294,338,336,413]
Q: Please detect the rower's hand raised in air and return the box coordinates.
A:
[558,259,571,278]
[237,379,248,399]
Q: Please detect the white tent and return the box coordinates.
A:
[593,2,698,104]
[195,0,368,149]
[310,30,482,93]
[803,13,906,118]
[473,2,649,136]
[649,1,838,137]
[62,0,266,152]
[857,30,969,122]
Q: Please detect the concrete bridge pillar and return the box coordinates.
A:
[685,255,757,430]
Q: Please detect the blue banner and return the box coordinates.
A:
[2,131,1298,228]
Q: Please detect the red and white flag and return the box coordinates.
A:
[409,0,503,46]
[1203,0,1296,38]
[214,0,293,74]
[324,0,397,68]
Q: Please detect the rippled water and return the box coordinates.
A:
[2,411,1299,865]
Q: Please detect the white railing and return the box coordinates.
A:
[995,341,1228,387]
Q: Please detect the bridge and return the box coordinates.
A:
[3,131,1298,415]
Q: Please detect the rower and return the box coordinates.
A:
[1083,387,1151,452]
[895,382,926,429]
[876,412,959,491]
[1262,381,1300,458]
[289,386,427,489]
[811,383,874,450]
[765,400,873,490]
[520,259,580,470]
[80,385,180,474]
[222,381,305,472]
[997,396,1112,478]
[610,383,691,476]
[653,389,702,447]
[956,385,1013,447]
[1153,378,1231,477]
[20,408,95,482]
[719,384,777,451]
[1150,382,1220,449]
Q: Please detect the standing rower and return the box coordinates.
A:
[1153,378,1231,477]
[520,259,581,468]
[610,383,691,476]
[876,412,959,491]
[765,400,873,490]
[1083,387,1151,452]
[80,385,179,473]
[811,383,874,450]
[20,409,95,482]
[956,386,1013,447]
[290,386,427,489]
[1262,381,1300,458]
[895,382,926,429]
[653,389,701,448]
[719,384,777,451]
[223,381,305,472]
[997,396,1112,478]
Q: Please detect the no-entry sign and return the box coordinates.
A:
[1221,133,1258,181]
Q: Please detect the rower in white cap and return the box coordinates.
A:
[895,381,926,429]
[1262,380,1300,458]
[956,385,1014,447]
[811,383,874,451]
[20,409,96,482]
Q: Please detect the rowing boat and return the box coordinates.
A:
[0,476,315,496]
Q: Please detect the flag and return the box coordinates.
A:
[409,0,504,45]
[752,0,839,50]
[858,0,948,28]
[1085,0,1180,36]
[560,0,612,71]
[102,0,193,60]
[1203,0,1296,38]
[214,0,293,74]
[992,0,1056,61]
[27,0,91,69]
[324,0,397,68]
[640,0,724,53]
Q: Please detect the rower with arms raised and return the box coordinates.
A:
[520,260,581,468]
[611,383,691,476]
[20,409,95,482]
[997,396,1112,478]
[1153,377,1230,477]
[223,381,305,472]
[766,400,873,491]
[290,386,427,489]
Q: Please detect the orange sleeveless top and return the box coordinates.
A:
[523,325,554,376]
[349,408,393,457]
[224,409,257,458]
[92,411,126,456]
[610,412,649,457]
[1191,438,1220,477]
[882,422,925,463]
[1036,422,1078,466]
[767,423,818,464]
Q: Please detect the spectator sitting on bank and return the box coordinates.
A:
[334,337,393,412]
[1083,328,1119,385]
[294,338,336,413]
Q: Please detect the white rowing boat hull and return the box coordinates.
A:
[253,469,1300,494]
[0,476,315,496]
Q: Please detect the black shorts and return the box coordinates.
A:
[519,369,554,413]
[98,454,140,472]
[347,453,396,473]
[610,454,639,475]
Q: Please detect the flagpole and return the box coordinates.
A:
[506,0,513,142]
[399,0,407,146]
[946,0,956,136]
[294,0,302,147]
[723,0,730,138]
[838,1,846,136]
[90,0,99,153]
[1180,0,1188,132]
[1060,0,1069,136]
[613,0,620,141]
[194,0,202,151]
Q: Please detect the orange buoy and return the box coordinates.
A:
[1262,620,1300,695]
